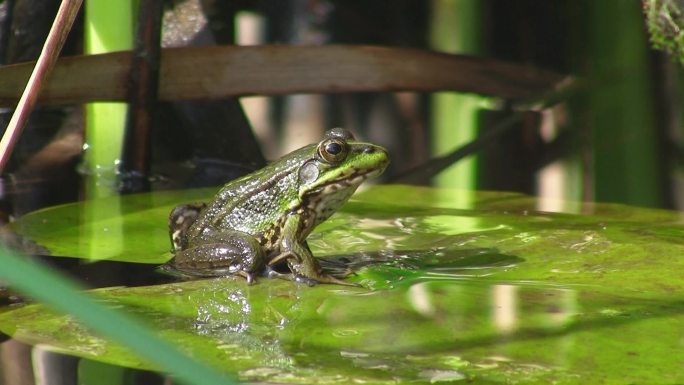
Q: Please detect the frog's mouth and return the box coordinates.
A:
[316,166,383,194]
[343,166,384,184]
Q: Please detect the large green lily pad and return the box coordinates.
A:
[6,188,215,263]
[2,185,684,383]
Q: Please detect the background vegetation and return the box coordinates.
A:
[1,0,683,216]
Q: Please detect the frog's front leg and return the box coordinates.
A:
[165,230,264,284]
[269,214,356,286]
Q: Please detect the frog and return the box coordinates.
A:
[164,128,389,286]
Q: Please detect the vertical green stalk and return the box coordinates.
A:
[588,1,661,206]
[83,0,135,198]
[429,0,486,189]
[83,1,135,258]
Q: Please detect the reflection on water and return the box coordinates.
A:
[493,284,517,332]
[191,285,297,372]
[0,277,588,384]
[2,269,684,384]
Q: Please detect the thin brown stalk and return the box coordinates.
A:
[0,0,83,173]
[120,0,164,193]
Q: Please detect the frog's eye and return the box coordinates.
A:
[317,138,349,164]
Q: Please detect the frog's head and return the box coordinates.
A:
[296,128,389,208]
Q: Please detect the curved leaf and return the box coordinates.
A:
[0,45,566,106]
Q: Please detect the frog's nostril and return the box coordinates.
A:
[363,146,375,154]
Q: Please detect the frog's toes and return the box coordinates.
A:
[293,275,319,287]
[265,268,319,286]
[316,274,361,287]
[265,267,294,281]
[334,267,356,278]
[236,270,258,285]
[264,266,359,287]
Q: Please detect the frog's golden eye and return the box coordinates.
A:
[317,138,349,164]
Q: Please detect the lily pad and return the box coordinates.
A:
[2,185,684,383]
[6,188,215,263]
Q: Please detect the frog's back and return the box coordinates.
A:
[187,159,302,239]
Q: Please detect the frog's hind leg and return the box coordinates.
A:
[166,230,264,283]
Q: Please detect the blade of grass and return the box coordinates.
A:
[0,247,235,385]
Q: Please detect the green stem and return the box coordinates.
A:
[429,0,488,189]
[588,1,661,206]
[83,0,135,197]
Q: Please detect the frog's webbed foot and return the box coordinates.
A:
[311,273,360,287]
[167,230,264,285]
[265,267,317,287]
[329,266,356,279]
[266,252,361,287]
[266,269,359,287]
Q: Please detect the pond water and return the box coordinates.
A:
[1,185,683,384]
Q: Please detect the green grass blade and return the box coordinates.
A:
[0,247,235,385]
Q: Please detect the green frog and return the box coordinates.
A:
[164,128,389,285]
